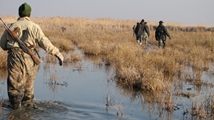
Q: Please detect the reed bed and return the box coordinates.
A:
[0,16,214,118]
[0,16,214,91]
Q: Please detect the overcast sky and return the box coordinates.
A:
[0,0,213,26]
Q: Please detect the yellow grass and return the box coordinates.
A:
[1,16,214,118]
[0,49,7,78]
[0,16,214,93]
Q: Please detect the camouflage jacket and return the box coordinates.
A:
[155,24,170,40]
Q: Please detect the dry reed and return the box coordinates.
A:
[1,16,214,92]
[0,16,214,118]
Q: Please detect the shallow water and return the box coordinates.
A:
[0,49,214,120]
[0,50,153,120]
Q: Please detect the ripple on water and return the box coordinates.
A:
[1,100,69,120]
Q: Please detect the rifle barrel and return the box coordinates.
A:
[0,18,42,65]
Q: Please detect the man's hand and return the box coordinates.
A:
[55,52,64,66]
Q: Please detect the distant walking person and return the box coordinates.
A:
[134,19,150,45]
[144,22,150,45]
[155,21,171,48]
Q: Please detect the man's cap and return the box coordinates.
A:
[159,21,163,24]
[19,3,31,16]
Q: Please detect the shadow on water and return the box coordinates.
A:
[0,48,214,119]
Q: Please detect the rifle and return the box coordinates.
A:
[0,18,41,65]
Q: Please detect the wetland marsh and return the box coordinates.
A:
[0,16,214,120]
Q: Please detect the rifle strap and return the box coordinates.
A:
[11,27,35,50]
[13,27,20,34]
[12,27,40,58]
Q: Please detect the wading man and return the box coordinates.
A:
[0,3,64,109]
[155,21,171,48]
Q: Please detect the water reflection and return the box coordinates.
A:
[116,78,188,120]
[1,50,214,119]
[114,61,214,120]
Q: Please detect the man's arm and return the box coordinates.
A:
[155,27,159,40]
[163,26,171,39]
[35,25,64,66]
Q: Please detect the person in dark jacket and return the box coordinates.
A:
[134,19,150,45]
[155,21,171,48]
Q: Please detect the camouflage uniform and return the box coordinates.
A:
[143,22,150,45]
[155,21,171,48]
[0,17,63,109]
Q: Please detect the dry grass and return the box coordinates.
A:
[1,16,214,91]
[0,16,214,118]
[0,49,7,78]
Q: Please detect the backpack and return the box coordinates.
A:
[134,23,145,35]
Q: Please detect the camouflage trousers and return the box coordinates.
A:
[7,48,38,109]
[157,38,166,48]
[136,32,148,45]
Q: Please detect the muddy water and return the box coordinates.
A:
[0,49,214,120]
